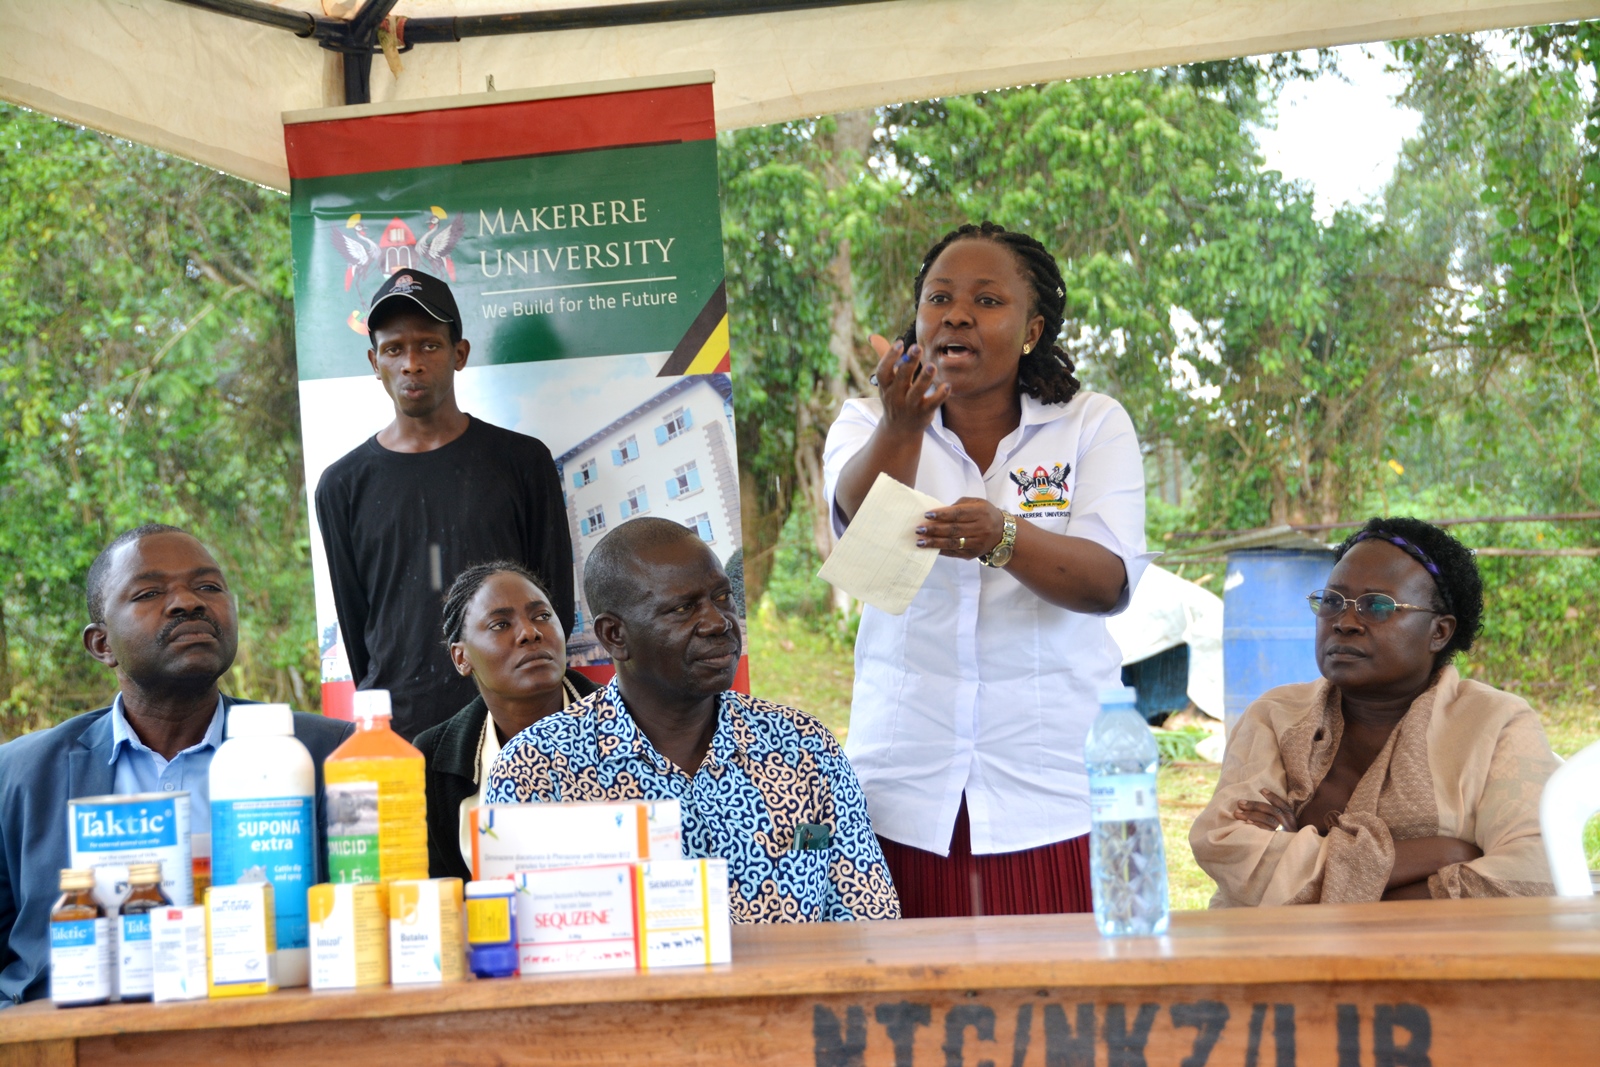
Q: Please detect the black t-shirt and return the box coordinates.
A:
[314,416,575,740]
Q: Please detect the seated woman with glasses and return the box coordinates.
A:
[1190,517,1559,905]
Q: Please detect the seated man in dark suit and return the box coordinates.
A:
[0,524,353,1006]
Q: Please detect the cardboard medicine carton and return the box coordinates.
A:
[470,800,682,880]
[205,883,277,997]
[634,858,732,969]
[389,878,464,984]
[151,905,207,1002]
[309,882,389,990]
[513,864,638,974]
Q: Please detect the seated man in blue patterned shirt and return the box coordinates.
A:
[486,517,900,922]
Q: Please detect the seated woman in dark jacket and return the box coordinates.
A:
[414,561,599,881]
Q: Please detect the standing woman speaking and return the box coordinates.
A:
[823,222,1153,917]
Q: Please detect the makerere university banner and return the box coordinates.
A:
[283,75,743,719]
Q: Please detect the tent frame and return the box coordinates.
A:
[172,0,889,105]
[10,0,1600,191]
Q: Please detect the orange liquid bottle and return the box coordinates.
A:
[323,690,428,885]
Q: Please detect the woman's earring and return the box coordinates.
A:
[1022,343,1032,355]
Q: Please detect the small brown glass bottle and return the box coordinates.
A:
[50,868,111,1006]
[117,863,171,1002]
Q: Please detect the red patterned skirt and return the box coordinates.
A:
[877,797,1092,918]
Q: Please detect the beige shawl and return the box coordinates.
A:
[1190,666,1559,907]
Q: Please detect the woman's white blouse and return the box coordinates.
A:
[822,390,1155,856]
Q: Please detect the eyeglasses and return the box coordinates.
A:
[1306,590,1441,622]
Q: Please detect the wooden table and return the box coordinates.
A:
[3,896,1598,1066]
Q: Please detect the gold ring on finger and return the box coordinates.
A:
[958,536,966,550]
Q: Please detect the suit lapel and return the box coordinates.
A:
[67,708,117,802]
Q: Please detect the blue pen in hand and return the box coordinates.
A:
[870,344,919,387]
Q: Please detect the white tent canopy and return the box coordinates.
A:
[4,0,1598,191]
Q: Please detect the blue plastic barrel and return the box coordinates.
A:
[1222,549,1334,739]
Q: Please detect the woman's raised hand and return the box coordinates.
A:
[869,333,948,434]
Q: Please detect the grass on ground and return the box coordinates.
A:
[746,604,856,742]
[746,606,1600,909]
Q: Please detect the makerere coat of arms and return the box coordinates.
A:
[329,206,465,333]
[1008,463,1071,511]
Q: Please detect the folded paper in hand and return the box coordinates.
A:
[817,473,943,615]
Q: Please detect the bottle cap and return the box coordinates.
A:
[351,689,393,721]
[128,862,164,885]
[225,703,295,738]
[58,868,94,891]
[1097,686,1139,707]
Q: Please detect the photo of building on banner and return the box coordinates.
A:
[282,76,743,737]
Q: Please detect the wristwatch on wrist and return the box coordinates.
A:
[980,512,1018,568]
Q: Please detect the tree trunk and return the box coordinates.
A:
[739,463,787,607]
[736,110,875,610]
[797,110,877,612]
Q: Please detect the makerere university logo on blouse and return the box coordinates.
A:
[1009,463,1071,511]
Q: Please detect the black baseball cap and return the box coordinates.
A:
[367,268,462,338]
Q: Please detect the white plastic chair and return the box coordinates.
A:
[1540,739,1600,896]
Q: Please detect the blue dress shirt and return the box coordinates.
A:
[108,694,225,831]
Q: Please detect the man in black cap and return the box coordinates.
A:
[314,269,574,740]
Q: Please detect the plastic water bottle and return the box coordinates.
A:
[211,703,316,987]
[1086,685,1169,936]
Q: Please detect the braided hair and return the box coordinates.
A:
[898,221,1081,406]
[1333,517,1484,669]
[441,560,555,647]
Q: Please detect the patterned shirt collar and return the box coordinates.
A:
[597,679,748,774]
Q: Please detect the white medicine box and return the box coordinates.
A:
[470,800,682,880]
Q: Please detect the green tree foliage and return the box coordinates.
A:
[1464,26,1600,382]
[720,45,1595,692]
[720,120,842,598]
[1175,184,1445,528]
[1379,30,1600,691]
[0,105,314,735]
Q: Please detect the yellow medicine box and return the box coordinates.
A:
[309,882,389,990]
[634,858,732,970]
[389,878,464,984]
